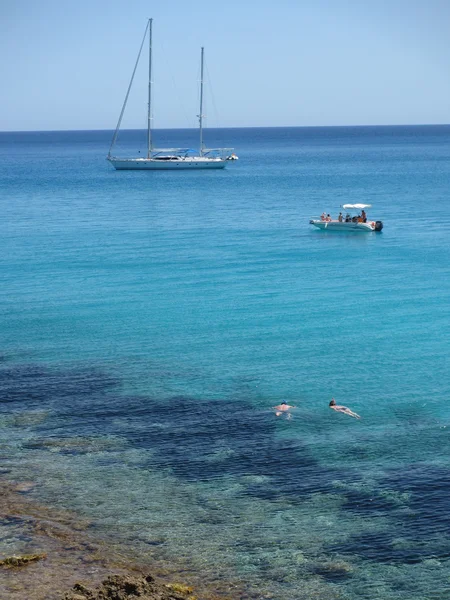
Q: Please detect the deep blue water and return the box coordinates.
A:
[1,125,450,599]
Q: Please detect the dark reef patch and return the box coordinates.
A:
[339,487,400,515]
[114,394,352,501]
[330,463,450,564]
[0,363,119,407]
[384,464,450,535]
[0,361,356,503]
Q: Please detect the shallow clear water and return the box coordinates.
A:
[1,125,450,599]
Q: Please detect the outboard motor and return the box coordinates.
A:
[375,221,383,232]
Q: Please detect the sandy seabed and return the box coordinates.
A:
[0,479,245,600]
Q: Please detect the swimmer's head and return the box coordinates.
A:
[329,399,336,406]
[281,402,287,405]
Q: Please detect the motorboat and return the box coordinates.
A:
[309,204,383,232]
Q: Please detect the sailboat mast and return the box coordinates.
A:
[147,18,153,158]
[199,47,204,155]
[108,20,150,159]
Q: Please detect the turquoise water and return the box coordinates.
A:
[1,126,450,599]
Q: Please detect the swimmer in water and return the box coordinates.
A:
[329,398,360,419]
[273,401,296,418]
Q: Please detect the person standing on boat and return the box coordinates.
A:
[329,398,360,419]
[361,209,367,223]
[338,212,343,222]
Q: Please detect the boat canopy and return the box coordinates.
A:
[342,204,372,210]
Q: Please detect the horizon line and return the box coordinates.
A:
[1,123,449,134]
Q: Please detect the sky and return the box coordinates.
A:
[1,0,450,131]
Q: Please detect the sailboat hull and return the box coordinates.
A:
[108,158,227,170]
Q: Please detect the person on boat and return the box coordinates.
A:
[326,214,332,222]
[361,209,367,223]
[273,402,295,418]
[321,212,326,221]
[329,398,360,419]
[338,212,343,222]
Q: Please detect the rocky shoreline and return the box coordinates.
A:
[62,574,196,600]
[0,481,237,600]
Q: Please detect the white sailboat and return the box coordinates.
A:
[107,19,236,170]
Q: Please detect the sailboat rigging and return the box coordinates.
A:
[107,18,237,170]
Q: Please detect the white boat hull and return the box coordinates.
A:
[108,157,227,170]
[310,219,383,232]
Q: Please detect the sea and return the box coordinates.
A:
[1,125,450,600]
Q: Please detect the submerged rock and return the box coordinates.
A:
[0,553,47,567]
[166,582,194,595]
[12,481,36,493]
[309,559,354,581]
[62,574,196,600]
[7,410,50,427]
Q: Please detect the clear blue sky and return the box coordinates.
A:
[1,0,450,131]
